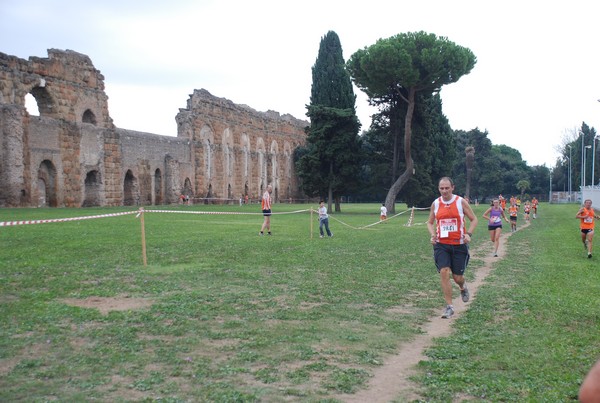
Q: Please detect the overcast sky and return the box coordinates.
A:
[2,0,599,167]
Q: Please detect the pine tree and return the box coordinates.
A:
[296,31,361,212]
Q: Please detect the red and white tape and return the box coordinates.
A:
[0,211,138,226]
[0,208,312,227]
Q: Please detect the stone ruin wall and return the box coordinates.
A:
[0,49,308,208]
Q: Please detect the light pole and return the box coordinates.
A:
[549,168,552,203]
[593,135,600,187]
[584,145,592,187]
[568,144,572,200]
[581,131,585,190]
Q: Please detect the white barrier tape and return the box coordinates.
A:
[143,209,310,215]
[313,208,413,230]
[0,205,426,228]
[0,211,138,227]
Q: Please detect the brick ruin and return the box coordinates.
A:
[0,49,308,208]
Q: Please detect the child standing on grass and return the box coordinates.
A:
[380,203,387,222]
[318,200,333,238]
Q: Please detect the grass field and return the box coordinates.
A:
[0,202,599,402]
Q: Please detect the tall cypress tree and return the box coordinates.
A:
[296,31,361,212]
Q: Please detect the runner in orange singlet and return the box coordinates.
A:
[576,199,600,258]
[427,177,478,319]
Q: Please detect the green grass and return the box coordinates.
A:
[0,203,598,401]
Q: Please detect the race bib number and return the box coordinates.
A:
[585,217,593,223]
[439,218,458,238]
[492,216,501,223]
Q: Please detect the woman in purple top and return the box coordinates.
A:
[482,198,509,257]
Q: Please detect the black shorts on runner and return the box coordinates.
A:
[433,243,470,275]
[582,228,594,234]
[262,209,272,216]
[488,224,502,231]
[510,216,517,222]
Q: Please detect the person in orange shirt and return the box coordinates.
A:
[427,177,478,319]
[499,194,506,211]
[259,184,273,236]
[508,201,519,232]
[576,199,600,258]
[523,201,531,222]
[531,197,538,219]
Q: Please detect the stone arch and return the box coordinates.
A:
[200,125,215,184]
[183,178,193,197]
[154,168,163,205]
[28,84,55,117]
[241,133,250,179]
[206,183,213,204]
[256,137,266,190]
[24,93,40,116]
[123,170,138,206]
[82,170,101,207]
[270,140,279,182]
[37,160,58,207]
[270,140,280,202]
[283,141,292,181]
[222,128,234,179]
[82,109,97,125]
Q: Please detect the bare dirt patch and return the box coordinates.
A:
[334,223,527,402]
[60,296,154,315]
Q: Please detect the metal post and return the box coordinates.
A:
[585,145,592,187]
[549,169,552,203]
[581,132,585,190]
[593,138,596,188]
[568,144,572,200]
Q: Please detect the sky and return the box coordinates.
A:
[2,0,600,167]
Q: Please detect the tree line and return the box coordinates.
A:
[295,31,552,212]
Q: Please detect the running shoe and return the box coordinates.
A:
[460,287,470,302]
[441,305,454,319]
[588,253,592,259]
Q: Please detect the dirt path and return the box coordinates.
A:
[335,223,527,402]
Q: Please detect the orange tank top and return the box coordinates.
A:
[433,195,466,245]
[580,207,595,230]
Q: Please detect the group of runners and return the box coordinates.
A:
[426,177,600,320]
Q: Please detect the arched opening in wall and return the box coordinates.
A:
[154,169,162,205]
[244,182,249,198]
[206,184,212,205]
[83,170,101,207]
[274,187,278,203]
[82,109,97,125]
[37,160,58,207]
[25,94,40,116]
[28,85,54,116]
[183,178,193,202]
[227,184,232,204]
[124,170,138,206]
